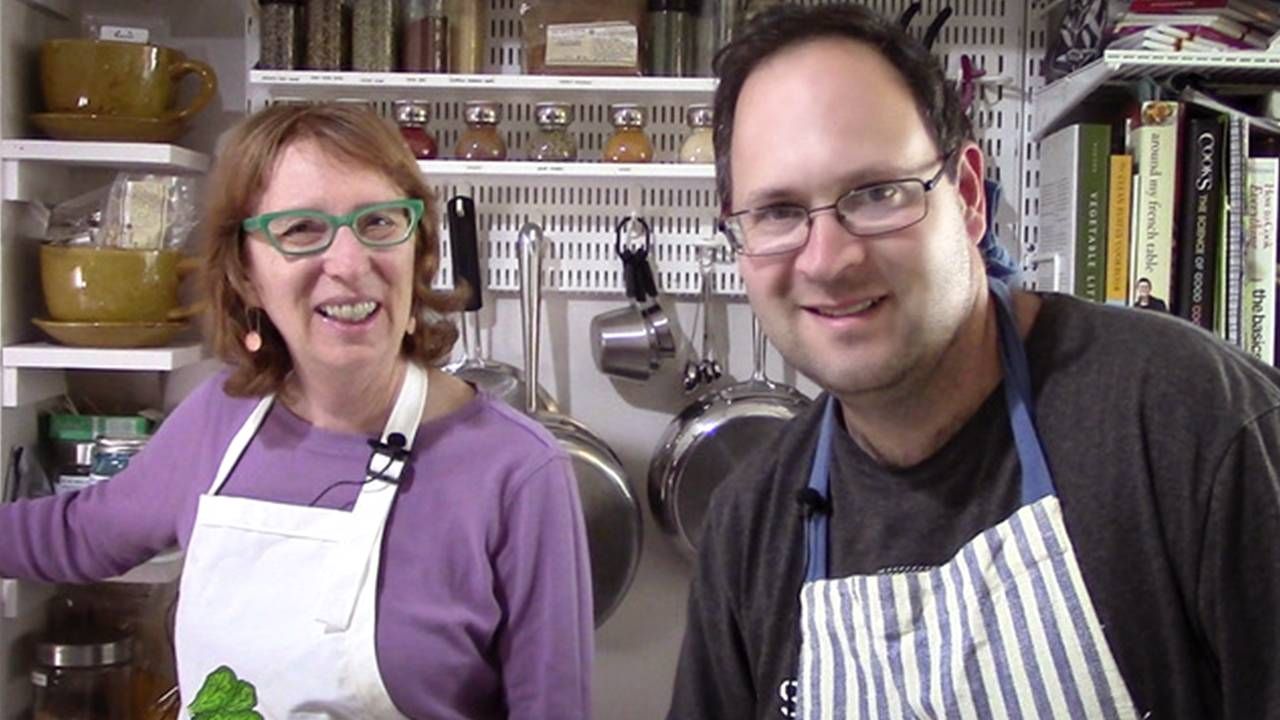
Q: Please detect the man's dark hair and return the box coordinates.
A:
[711,2,974,208]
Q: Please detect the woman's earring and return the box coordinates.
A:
[406,313,417,336]
[243,308,263,353]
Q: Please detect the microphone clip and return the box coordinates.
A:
[795,487,830,519]
[366,432,411,484]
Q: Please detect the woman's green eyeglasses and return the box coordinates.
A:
[241,198,425,257]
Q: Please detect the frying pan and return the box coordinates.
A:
[443,195,556,413]
[518,221,643,627]
[649,315,811,555]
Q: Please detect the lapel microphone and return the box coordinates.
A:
[366,432,411,483]
[795,487,831,518]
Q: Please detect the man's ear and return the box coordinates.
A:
[954,141,987,245]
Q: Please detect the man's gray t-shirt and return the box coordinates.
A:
[669,293,1280,719]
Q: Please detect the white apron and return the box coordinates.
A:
[173,363,427,719]
[796,280,1142,719]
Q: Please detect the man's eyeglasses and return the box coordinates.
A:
[720,152,957,257]
[242,198,425,257]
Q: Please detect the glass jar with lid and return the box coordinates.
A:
[32,634,134,720]
[352,0,397,72]
[604,104,654,163]
[402,0,448,72]
[454,101,507,161]
[305,0,351,71]
[527,103,578,162]
[679,103,714,163]
[89,436,149,485]
[394,101,438,159]
[259,0,303,70]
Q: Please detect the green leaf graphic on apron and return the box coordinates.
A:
[188,665,262,720]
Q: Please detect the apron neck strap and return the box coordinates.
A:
[800,279,1054,583]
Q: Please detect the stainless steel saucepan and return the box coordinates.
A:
[518,221,643,627]
[444,195,556,413]
[649,314,811,555]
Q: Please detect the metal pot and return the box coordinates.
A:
[648,315,811,555]
[443,195,556,413]
[518,221,643,627]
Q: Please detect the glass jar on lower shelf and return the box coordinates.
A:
[527,103,578,162]
[603,103,653,163]
[455,101,507,161]
[32,635,134,720]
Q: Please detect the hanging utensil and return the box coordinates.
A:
[519,221,643,627]
[443,195,556,413]
[589,216,676,382]
[649,314,811,555]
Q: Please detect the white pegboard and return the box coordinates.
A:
[1020,0,1053,288]
[246,0,1032,297]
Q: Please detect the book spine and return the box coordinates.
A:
[1076,125,1111,302]
[1035,125,1082,293]
[1130,105,1180,308]
[1243,157,1278,364]
[1176,115,1224,327]
[1106,154,1135,304]
[1226,116,1249,345]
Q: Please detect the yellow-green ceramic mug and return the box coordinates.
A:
[40,39,217,122]
[41,245,201,323]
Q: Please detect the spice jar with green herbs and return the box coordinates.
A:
[306,0,351,70]
[527,103,578,162]
[259,0,303,70]
[352,0,397,72]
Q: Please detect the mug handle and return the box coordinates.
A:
[163,58,218,124]
[166,257,207,321]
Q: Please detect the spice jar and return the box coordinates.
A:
[445,0,487,73]
[402,0,447,72]
[648,0,696,76]
[259,0,303,70]
[527,103,578,162]
[32,635,134,720]
[394,101,438,159]
[679,103,714,163]
[305,0,351,71]
[454,101,507,161]
[352,0,397,72]
[604,104,654,163]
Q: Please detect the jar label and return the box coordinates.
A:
[98,25,150,43]
[546,22,637,68]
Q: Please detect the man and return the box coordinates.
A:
[1133,277,1169,312]
[668,4,1280,719]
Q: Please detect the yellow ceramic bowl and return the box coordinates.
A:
[40,245,196,323]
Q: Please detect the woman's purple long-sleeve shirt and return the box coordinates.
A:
[0,371,593,719]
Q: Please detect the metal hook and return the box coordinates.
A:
[922,6,954,51]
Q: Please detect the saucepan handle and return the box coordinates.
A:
[518,222,545,415]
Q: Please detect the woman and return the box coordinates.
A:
[0,104,593,719]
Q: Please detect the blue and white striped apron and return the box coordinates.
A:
[796,279,1141,719]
